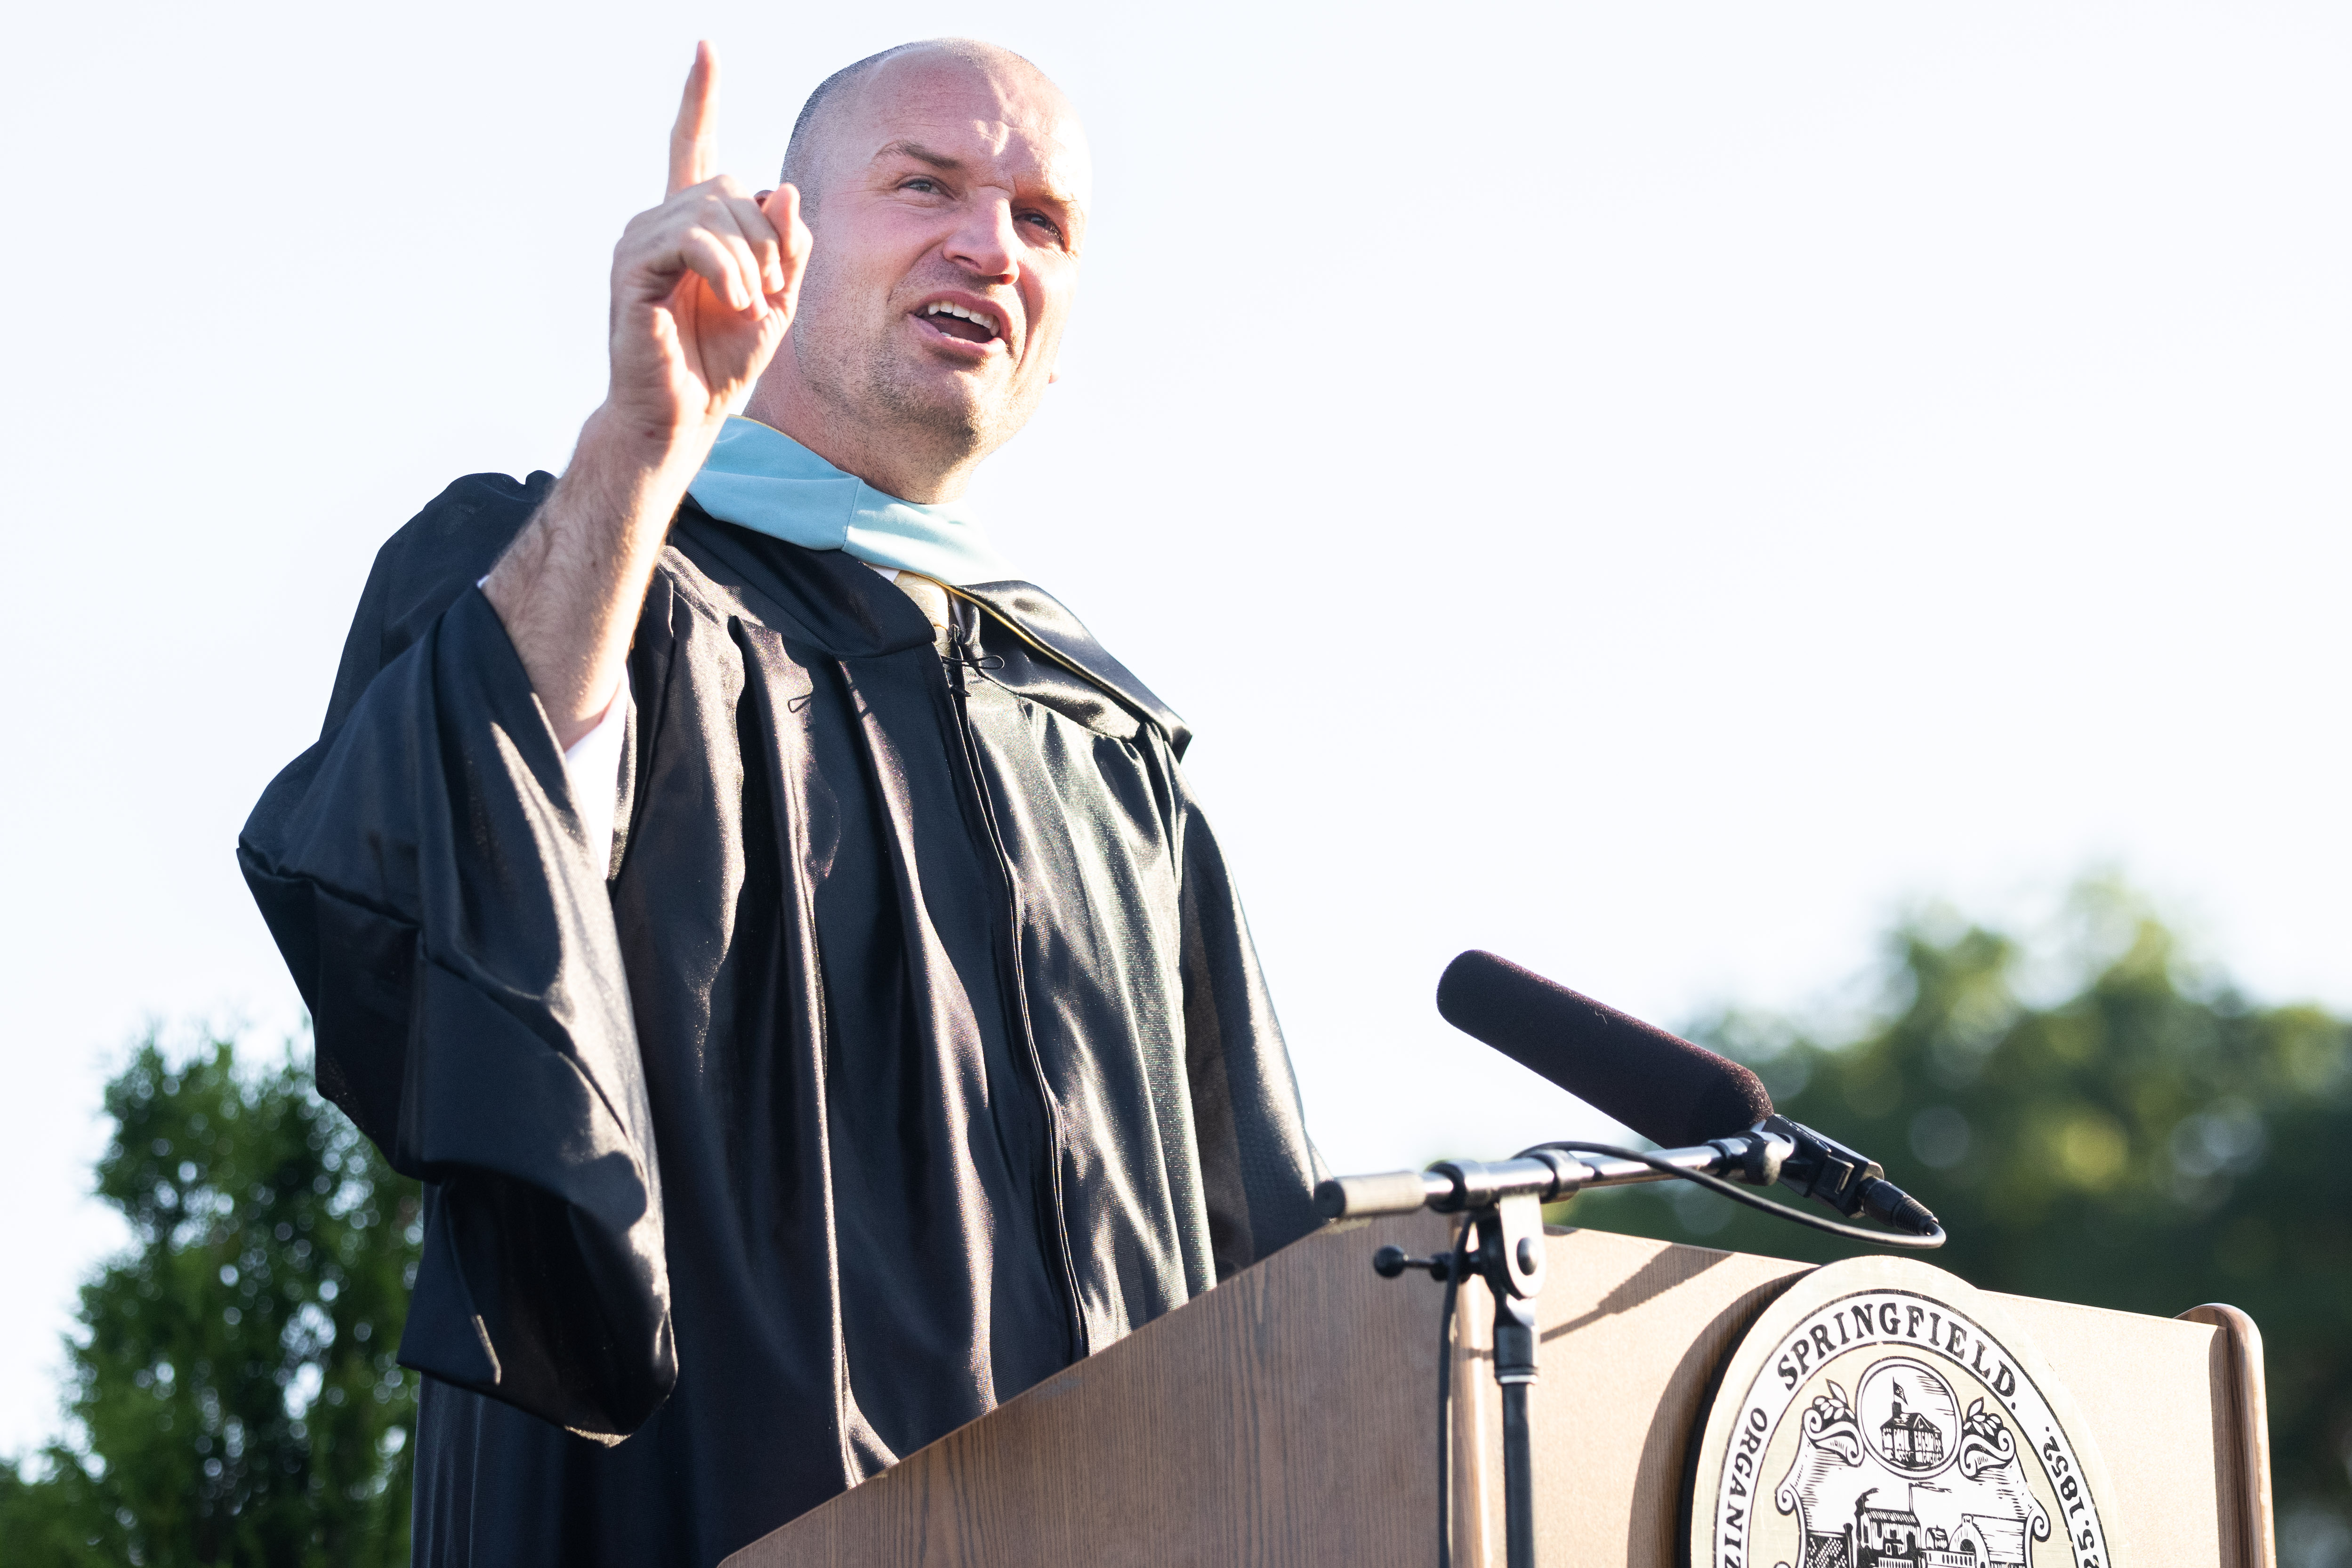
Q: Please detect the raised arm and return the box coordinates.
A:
[483,42,810,746]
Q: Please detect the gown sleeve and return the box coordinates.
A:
[236,474,674,1441]
[1170,778,1327,1282]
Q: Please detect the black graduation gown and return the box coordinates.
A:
[237,472,1323,1567]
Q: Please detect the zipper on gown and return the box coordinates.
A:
[939,613,1089,1367]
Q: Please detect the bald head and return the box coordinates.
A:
[741,38,1091,502]
[781,40,1087,215]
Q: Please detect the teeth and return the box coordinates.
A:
[924,301,997,333]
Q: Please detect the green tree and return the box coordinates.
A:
[0,1033,422,1566]
[1571,885,2352,1561]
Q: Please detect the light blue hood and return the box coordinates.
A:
[685,417,1013,586]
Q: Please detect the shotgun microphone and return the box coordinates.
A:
[1434,949,1771,1146]
[1433,949,1937,1236]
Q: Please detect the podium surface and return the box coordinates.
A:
[725,1216,2271,1568]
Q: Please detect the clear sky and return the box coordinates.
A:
[1,2,2345,1455]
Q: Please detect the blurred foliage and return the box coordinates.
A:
[1570,883,2352,1564]
[0,1033,421,1566]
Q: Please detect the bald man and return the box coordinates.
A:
[240,39,1322,1567]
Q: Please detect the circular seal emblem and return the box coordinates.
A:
[1685,1256,2121,1568]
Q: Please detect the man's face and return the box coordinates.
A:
[784,52,1089,458]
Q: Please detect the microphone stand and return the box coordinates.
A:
[1325,1118,1942,1568]
[1325,1133,1796,1568]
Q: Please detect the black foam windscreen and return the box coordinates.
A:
[1435,950,1774,1148]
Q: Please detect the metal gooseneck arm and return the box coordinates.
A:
[1321,1130,1790,1225]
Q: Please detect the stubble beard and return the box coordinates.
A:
[790,288,1036,475]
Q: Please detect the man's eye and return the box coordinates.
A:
[902,177,942,194]
[1020,213,1066,243]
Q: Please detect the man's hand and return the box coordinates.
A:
[484,42,810,748]
[609,41,807,442]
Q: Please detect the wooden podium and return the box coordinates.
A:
[723,1214,2274,1568]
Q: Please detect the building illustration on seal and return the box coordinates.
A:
[1774,1359,2048,1568]
[1880,1386,1946,1468]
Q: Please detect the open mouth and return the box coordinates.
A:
[918,300,1004,347]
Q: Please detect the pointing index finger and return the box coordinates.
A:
[667,40,718,197]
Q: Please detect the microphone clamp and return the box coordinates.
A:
[1765,1114,1941,1237]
